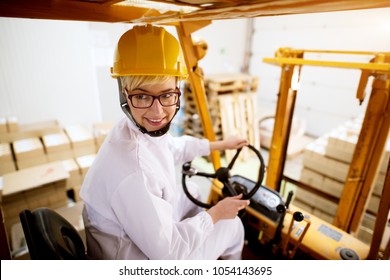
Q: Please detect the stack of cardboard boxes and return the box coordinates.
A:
[1,162,69,238]
[0,117,112,257]
[295,117,389,244]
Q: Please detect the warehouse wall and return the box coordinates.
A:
[1,8,389,136]
[249,8,390,137]
[0,18,101,128]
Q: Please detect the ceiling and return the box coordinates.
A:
[0,0,390,24]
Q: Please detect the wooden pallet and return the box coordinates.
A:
[218,92,258,162]
[205,73,259,94]
[183,74,259,162]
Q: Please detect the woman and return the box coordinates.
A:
[80,24,249,260]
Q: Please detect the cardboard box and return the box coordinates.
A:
[42,132,73,162]
[0,119,61,143]
[71,185,82,202]
[312,208,334,224]
[1,162,69,236]
[0,143,16,175]
[357,226,373,245]
[295,187,338,216]
[367,194,381,214]
[64,125,96,157]
[62,159,82,190]
[13,137,45,161]
[303,136,349,182]
[93,122,113,152]
[16,157,49,170]
[361,213,376,231]
[42,131,71,153]
[300,168,344,198]
[13,138,48,169]
[7,116,19,132]
[75,154,96,180]
[13,137,48,169]
[0,117,7,133]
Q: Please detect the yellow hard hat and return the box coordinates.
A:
[111,24,188,79]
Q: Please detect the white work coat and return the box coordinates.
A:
[80,118,244,260]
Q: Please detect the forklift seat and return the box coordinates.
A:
[19,207,88,260]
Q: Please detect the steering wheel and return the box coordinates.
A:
[182,144,265,209]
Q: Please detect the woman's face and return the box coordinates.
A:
[127,77,178,132]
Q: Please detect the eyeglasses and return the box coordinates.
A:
[126,90,181,109]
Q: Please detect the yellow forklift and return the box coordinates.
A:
[179,28,390,259]
[1,0,389,260]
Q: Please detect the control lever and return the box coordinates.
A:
[282,210,311,259]
[272,190,294,245]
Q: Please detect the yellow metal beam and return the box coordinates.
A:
[265,64,301,190]
[263,57,390,72]
[368,154,390,259]
[175,21,222,171]
[334,74,390,231]
[2,0,390,24]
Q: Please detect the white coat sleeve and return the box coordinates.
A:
[111,170,214,259]
[168,135,210,165]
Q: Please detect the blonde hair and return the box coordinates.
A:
[120,76,179,96]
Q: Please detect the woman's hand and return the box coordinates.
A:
[206,194,250,224]
[210,136,249,151]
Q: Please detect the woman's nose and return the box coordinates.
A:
[149,98,164,113]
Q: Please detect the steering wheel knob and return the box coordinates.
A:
[276,204,286,213]
[183,162,191,171]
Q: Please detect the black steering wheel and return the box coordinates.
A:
[182,144,265,209]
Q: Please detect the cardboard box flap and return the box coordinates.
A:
[3,161,69,196]
[42,132,71,152]
[13,137,45,160]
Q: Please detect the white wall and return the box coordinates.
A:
[249,8,390,137]
[192,19,249,75]
[0,18,102,128]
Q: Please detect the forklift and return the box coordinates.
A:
[176,21,390,260]
[0,0,389,261]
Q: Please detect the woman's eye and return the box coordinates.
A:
[135,94,149,100]
[161,93,172,99]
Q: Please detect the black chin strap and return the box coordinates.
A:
[117,78,179,137]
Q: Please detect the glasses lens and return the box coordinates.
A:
[129,92,179,108]
[159,93,179,106]
[131,94,153,108]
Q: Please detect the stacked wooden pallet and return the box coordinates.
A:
[182,82,221,139]
[295,117,389,245]
[183,73,259,161]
